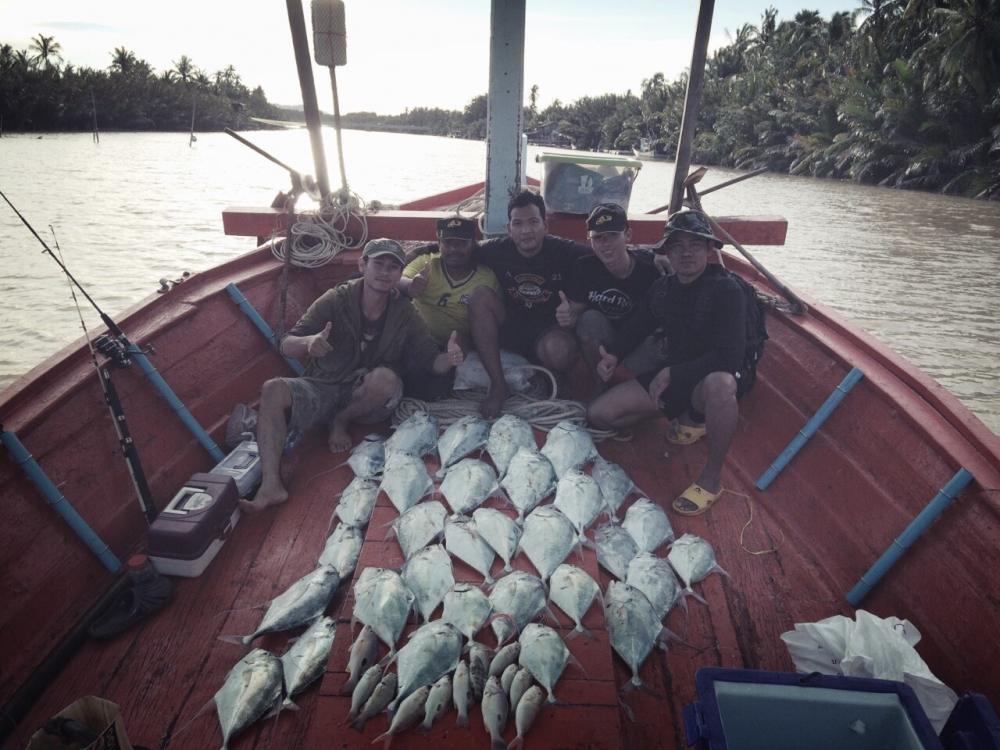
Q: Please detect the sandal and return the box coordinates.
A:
[672,483,723,516]
[666,420,706,445]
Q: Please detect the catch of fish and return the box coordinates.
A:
[668,533,729,592]
[622,498,675,553]
[486,413,537,478]
[391,501,447,560]
[436,415,491,476]
[440,458,498,515]
[519,505,577,581]
[445,516,497,584]
[380,451,434,513]
[385,411,439,459]
[347,433,386,478]
[540,420,597,478]
[500,447,556,521]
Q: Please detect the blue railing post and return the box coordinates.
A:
[226,283,305,375]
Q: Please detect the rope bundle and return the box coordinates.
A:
[272,190,370,268]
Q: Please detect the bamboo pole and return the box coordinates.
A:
[90,89,99,143]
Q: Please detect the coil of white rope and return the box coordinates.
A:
[272,190,369,268]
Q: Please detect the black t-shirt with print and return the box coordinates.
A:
[564,249,657,325]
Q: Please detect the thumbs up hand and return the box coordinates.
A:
[446,330,464,368]
[596,344,618,382]
[555,290,577,328]
[409,263,431,298]
[308,321,334,357]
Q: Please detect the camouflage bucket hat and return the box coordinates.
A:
[662,209,723,249]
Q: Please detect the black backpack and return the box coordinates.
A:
[730,273,769,384]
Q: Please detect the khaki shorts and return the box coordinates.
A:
[282,370,402,431]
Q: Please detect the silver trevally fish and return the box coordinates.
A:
[317,523,364,578]
[445,516,497,584]
[591,455,640,521]
[508,684,545,750]
[402,544,455,622]
[488,571,548,645]
[440,458,498,515]
[622,498,675,554]
[605,581,669,689]
[442,582,493,645]
[519,505,577,581]
[422,672,453,731]
[540,420,597,478]
[472,507,522,572]
[553,470,605,542]
[518,623,571,703]
[279,616,337,709]
[379,451,434,514]
[500,447,556,521]
[436,415,491,477]
[352,567,415,652]
[626,552,694,620]
[391,501,447,560]
[385,411,439,459]
[487,414,537,479]
[214,648,284,750]
[549,563,600,638]
[482,675,510,750]
[668,533,729,592]
[387,620,463,711]
[334,476,379,528]
[227,565,340,645]
[592,523,639,581]
[347,433,385,478]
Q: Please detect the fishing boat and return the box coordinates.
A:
[632,139,671,162]
[2,2,998,749]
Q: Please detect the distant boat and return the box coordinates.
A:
[633,137,671,161]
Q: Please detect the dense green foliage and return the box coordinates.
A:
[0,37,280,131]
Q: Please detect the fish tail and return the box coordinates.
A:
[566,624,593,641]
[456,711,468,728]
[371,730,393,748]
[351,717,366,731]
[507,737,524,750]
[217,634,251,646]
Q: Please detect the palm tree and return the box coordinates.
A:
[109,46,136,75]
[933,0,1000,104]
[29,34,63,70]
[172,55,196,83]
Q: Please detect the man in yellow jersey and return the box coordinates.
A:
[399,216,500,399]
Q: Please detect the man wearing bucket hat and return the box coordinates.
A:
[242,237,464,514]
[588,209,755,516]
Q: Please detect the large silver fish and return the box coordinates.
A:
[391,500,447,560]
[591,455,639,521]
[500,447,556,521]
[487,414,537,479]
[518,623,570,703]
[519,506,577,581]
[388,620,463,710]
[379,452,433,514]
[352,671,397,730]
[279,615,337,709]
[549,563,600,638]
[622,498,675,553]
[347,433,385,478]
[214,648,284,750]
[540,420,597,478]
[346,663,382,724]
[668,533,729,592]
[373,684,430,746]
[488,571,548,645]
[436,415,491,476]
[444,516,497,584]
[401,544,454,621]
[553,470,605,542]
[343,624,379,693]
[592,523,639,581]
[231,565,340,645]
[335,476,379,528]
[385,411,439,459]
[508,684,545,750]
[472,507,522,572]
[482,675,510,750]
[422,673,453,731]
[440,458,498,515]
[352,567,415,652]
[605,580,667,688]
[453,659,472,727]
[627,552,694,620]
[317,523,364,578]
[442,582,493,645]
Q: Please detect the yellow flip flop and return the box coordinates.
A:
[666,420,706,445]
[672,483,723,516]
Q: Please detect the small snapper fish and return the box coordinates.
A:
[352,671,397,730]
[468,642,492,702]
[436,415,491,477]
[472,507,522,572]
[422,673,453,731]
[500,662,519,693]
[592,523,639,581]
[549,563,601,639]
[385,411,439,459]
[346,663,382,724]
[622,498,675,554]
[508,684,545,750]
[334,477,380,528]
[500,447,556,521]
[540,420,597,479]
[591,456,640,521]
[519,505,577,581]
[487,413,537,479]
[488,641,521,678]
[347,433,386,478]
[401,544,454,622]
[605,581,671,689]
[440,458,498,515]
[214,648,284,750]
[317,523,364,578]
[668,533,729,593]
[482,675,510,750]
[379,452,433,514]
[553,469,606,542]
[390,501,447,560]
[508,667,534,714]
[453,659,472,727]
[627,552,701,620]
[488,571,549,646]
[442,582,493,646]
[444,516,497,584]
[518,623,572,703]
[343,624,380,693]
[279,616,337,709]
[386,620,463,712]
[372,684,430,748]
[352,567,415,653]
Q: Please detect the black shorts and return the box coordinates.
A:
[498,318,554,362]
[403,369,456,401]
[635,365,756,419]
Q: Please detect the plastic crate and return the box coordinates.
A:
[536,152,641,215]
[941,693,1000,750]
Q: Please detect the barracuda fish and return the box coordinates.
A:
[346,663,382,724]
[352,567,415,652]
[500,662,519,693]
[401,544,454,622]
[482,675,510,750]
[317,523,364,578]
[214,648,284,750]
[489,571,548,645]
[469,642,491,702]
[520,506,577,581]
[379,452,433,514]
[373,684,430,747]
[422,673,453,731]
[385,411,439,459]
[668,533,729,593]
[508,667,533,714]
[352,671,397,730]
[553,470,605,542]
[335,477,379,528]
[592,523,639,581]
[487,414,537,479]
[540,420,597,479]
[444,516,497,584]
[500,447,556,521]
[508,684,545,750]
[627,552,696,620]
[347,433,385,478]
[518,623,570,703]
[344,624,379,693]
[605,581,668,689]
[279,616,337,709]
[549,563,600,638]
[387,620,463,711]
[622,498,675,554]
[391,500,447,560]
[436,415,491,476]
[442,582,493,645]
[591,455,640,521]
[440,458,498,515]
[225,565,340,646]
[453,659,472,727]
[472,507,522,572]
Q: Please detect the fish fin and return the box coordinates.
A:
[503,561,512,572]
[713,562,730,579]
[217,634,252,646]
[281,698,300,712]
[456,712,469,728]
[685,588,707,606]
[370,730,393,748]
[166,698,214,744]
[507,738,524,750]
[350,717,367,732]
[492,737,507,750]
[617,691,637,722]
[566,624,594,641]
[567,650,588,678]
[541,605,560,627]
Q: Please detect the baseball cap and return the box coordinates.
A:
[437,216,477,240]
[361,238,406,265]
[662,209,723,249]
[586,203,628,235]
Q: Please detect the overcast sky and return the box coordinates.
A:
[2,0,857,114]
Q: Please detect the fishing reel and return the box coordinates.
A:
[94,334,132,369]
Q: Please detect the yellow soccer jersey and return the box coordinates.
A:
[403,254,500,347]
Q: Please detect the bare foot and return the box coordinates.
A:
[480,384,509,419]
[240,484,288,514]
[328,419,352,453]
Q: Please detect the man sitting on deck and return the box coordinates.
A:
[241,238,464,514]
[587,210,755,516]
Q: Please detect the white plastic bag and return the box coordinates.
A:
[781,610,958,733]
[453,350,535,393]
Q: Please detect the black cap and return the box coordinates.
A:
[361,238,406,265]
[662,209,723,248]
[586,203,628,234]
[437,216,477,240]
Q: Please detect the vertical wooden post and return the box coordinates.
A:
[286,0,331,199]
[90,89,100,143]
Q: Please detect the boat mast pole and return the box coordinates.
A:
[286,0,331,200]
[668,0,715,215]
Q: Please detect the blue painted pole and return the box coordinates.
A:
[126,345,225,463]
[846,467,974,606]
[756,367,865,490]
[2,429,122,573]
[225,283,305,375]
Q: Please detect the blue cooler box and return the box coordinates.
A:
[683,668,943,750]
